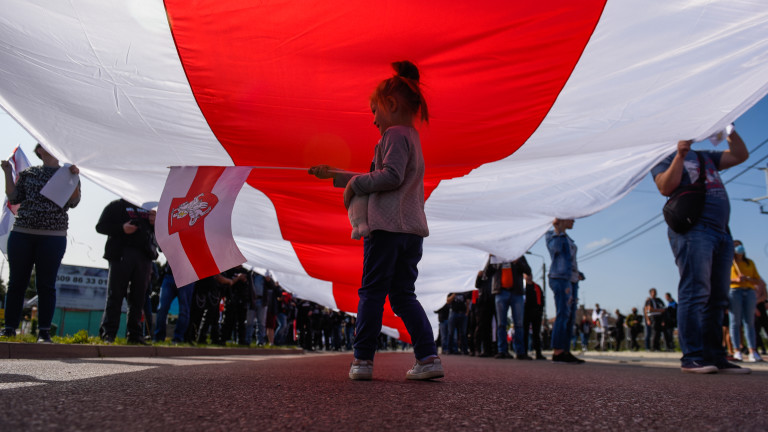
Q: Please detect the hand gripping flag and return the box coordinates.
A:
[0,145,31,256]
[156,166,253,287]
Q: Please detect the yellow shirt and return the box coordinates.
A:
[731,258,760,290]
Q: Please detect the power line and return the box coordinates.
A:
[580,136,768,262]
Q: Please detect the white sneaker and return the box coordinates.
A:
[733,351,743,362]
[747,352,763,363]
[349,359,373,380]
[406,357,445,380]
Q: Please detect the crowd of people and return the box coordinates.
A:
[147,262,382,353]
[1,69,765,380]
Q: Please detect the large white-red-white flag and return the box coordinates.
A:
[156,166,253,287]
[0,145,31,256]
[2,1,768,342]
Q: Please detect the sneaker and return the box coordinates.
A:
[715,361,751,374]
[680,360,718,374]
[733,351,743,362]
[1,328,16,338]
[747,352,763,363]
[37,330,53,344]
[349,359,373,380]
[406,357,445,380]
[552,352,585,364]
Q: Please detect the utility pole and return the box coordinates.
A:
[745,166,768,214]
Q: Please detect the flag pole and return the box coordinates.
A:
[167,166,362,176]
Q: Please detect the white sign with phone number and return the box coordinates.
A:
[56,273,107,288]
[55,264,110,310]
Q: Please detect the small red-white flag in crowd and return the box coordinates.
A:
[0,145,31,256]
[156,166,252,287]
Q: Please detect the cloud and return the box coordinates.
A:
[586,238,612,250]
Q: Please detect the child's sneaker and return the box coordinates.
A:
[348,359,373,380]
[406,357,444,380]
[715,361,751,374]
[681,360,718,374]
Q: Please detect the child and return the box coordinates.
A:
[309,60,443,380]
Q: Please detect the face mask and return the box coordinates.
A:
[735,245,745,255]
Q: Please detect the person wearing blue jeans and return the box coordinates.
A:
[435,298,451,354]
[275,310,289,345]
[568,281,581,349]
[2,144,80,342]
[728,240,763,362]
[4,233,67,338]
[447,292,470,354]
[494,289,524,358]
[487,255,531,359]
[310,62,442,380]
[652,130,749,373]
[245,271,267,345]
[153,267,194,343]
[549,277,573,354]
[354,232,436,362]
[546,218,585,364]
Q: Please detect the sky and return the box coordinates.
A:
[1,94,767,320]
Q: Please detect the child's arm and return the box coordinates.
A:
[348,132,409,195]
[308,165,360,188]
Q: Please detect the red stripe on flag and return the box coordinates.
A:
[177,166,226,278]
[166,1,606,340]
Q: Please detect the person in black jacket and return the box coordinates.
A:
[523,278,545,359]
[489,255,532,359]
[473,263,495,357]
[219,266,251,345]
[96,199,158,344]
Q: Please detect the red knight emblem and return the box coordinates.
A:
[169,192,218,234]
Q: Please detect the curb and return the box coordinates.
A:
[0,342,304,360]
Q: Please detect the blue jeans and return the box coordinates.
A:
[645,324,652,350]
[345,322,354,350]
[669,225,731,365]
[153,274,194,342]
[245,299,268,345]
[729,288,757,350]
[494,289,524,355]
[447,311,468,354]
[567,282,579,347]
[4,232,66,331]
[275,312,289,345]
[354,231,436,361]
[439,320,450,353]
[549,277,573,351]
[581,331,589,349]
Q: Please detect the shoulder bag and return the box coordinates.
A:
[662,152,706,234]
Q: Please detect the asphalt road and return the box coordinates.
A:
[1,350,766,431]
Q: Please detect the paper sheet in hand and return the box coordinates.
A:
[708,124,735,147]
[40,164,79,208]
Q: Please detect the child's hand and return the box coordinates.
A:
[343,183,355,209]
[308,164,336,179]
